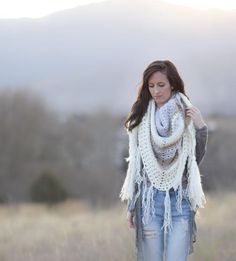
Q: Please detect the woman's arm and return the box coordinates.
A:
[195,124,208,165]
[186,105,208,165]
[126,181,141,229]
[127,192,136,229]
[127,182,138,213]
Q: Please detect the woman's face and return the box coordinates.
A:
[148,71,173,108]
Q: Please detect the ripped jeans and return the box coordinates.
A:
[141,187,193,261]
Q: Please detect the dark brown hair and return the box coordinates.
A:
[124,60,189,131]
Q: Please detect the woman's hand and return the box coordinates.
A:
[186,106,206,129]
[127,211,136,229]
[186,105,206,129]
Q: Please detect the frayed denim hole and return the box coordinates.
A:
[143,228,161,238]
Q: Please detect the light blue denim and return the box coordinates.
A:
[140,187,193,261]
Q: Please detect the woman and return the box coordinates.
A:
[119,60,208,261]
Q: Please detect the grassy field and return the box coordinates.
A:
[0,191,235,261]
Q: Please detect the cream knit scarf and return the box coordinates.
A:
[120,91,206,234]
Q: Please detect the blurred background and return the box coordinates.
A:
[0,0,235,260]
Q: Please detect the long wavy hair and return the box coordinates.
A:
[124,60,189,131]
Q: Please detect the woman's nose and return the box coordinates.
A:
[154,86,161,92]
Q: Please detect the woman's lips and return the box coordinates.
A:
[155,95,162,98]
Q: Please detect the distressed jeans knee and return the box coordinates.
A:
[142,218,165,261]
[143,228,160,238]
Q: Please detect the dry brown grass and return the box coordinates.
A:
[189,190,236,261]
[0,191,235,261]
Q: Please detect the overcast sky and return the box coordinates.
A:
[0,0,236,19]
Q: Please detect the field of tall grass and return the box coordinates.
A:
[0,190,235,261]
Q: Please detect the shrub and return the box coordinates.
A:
[30,170,68,203]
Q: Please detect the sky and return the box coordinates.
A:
[0,0,107,19]
[0,0,236,19]
[165,0,236,10]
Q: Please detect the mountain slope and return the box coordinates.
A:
[0,0,235,115]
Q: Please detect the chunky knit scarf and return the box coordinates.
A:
[120,91,206,234]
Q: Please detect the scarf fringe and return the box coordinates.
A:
[186,121,207,211]
[141,175,155,225]
[186,157,207,211]
[127,167,192,235]
[161,190,173,234]
[176,182,183,214]
[141,177,186,234]
[119,127,139,201]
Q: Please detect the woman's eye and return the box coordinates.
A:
[148,84,165,88]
